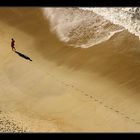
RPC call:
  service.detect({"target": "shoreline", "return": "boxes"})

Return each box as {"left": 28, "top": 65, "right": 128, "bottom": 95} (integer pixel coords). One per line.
{"left": 0, "top": 8, "right": 140, "bottom": 132}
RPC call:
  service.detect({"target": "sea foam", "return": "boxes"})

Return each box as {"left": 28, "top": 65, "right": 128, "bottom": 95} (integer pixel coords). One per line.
{"left": 42, "top": 8, "right": 139, "bottom": 48}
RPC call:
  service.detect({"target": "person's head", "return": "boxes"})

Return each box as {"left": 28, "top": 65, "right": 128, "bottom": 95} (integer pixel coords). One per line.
{"left": 11, "top": 38, "right": 14, "bottom": 41}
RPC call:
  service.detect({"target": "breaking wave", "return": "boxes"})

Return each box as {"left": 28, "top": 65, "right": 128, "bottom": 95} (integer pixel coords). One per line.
{"left": 42, "top": 8, "right": 140, "bottom": 48}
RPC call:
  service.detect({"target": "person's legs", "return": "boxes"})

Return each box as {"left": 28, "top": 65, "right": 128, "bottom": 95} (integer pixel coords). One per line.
{"left": 12, "top": 47, "right": 16, "bottom": 51}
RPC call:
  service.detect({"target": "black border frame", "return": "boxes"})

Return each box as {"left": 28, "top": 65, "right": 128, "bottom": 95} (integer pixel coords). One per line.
{"left": 0, "top": 0, "right": 140, "bottom": 6}
{"left": 0, "top": 0, "right": 139, "bottom": 138}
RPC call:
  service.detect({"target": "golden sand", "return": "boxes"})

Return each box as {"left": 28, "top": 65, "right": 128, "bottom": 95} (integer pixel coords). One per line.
{"left": 0, "top": 8, "right": 140, "bottom": 132}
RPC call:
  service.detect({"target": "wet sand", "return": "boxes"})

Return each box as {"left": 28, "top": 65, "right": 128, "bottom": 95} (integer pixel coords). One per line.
{"left": 0, "top": 8, "right": 140, "bottom": 132}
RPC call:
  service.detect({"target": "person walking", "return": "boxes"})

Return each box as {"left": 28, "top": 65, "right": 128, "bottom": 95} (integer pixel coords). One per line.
{"left": 11, "top": 38, "right": 16, "bottom": 51}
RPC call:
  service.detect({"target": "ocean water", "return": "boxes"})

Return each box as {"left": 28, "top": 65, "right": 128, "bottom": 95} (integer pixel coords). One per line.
{"left": 42, "top": 8, "right": 124, "bottom": 48}
{"left": 42, "top": 8, "right": 140, "bottom": 48}
{"left": 81, "top": 8, "right": 140, "bottom": 39}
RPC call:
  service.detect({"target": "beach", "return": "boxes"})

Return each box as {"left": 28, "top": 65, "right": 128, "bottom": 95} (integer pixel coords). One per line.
{"left": 0, "top": 8, "right": 140, "bottom": 132}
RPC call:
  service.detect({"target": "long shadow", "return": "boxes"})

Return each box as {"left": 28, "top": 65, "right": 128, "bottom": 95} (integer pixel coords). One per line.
{"left": 1, "top": 8, "right": 140, "bottom": 100}
{"left": 14, "top": 51, "right": 32, "bottom": 61}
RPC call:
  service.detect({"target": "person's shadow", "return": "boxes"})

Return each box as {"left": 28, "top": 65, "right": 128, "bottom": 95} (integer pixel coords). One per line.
{"left": 14, "top": 50, "right": 32, "bottom": 61}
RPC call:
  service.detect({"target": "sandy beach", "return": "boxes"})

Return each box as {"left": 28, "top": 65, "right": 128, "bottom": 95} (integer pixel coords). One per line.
{"left": 0, "top": 8, "right": 140, "bottom": 132}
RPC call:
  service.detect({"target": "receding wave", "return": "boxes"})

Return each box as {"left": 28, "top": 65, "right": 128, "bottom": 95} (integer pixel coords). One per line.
{"left": 42, "top": 8, "right": 124, "bottom": 48}
{"left": 80, "top": 8, "right": 140, "bottom": 40}
{"left": 42, "top": 8, "right": 139, "bottom": 48}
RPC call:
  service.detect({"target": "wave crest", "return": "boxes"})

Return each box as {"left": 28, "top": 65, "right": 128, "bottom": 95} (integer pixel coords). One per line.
{"left": 81, "top": 8, "right": 140, "bottom": 39}
{"left": 43, "top": 8, "right": 124, "bottom": 48}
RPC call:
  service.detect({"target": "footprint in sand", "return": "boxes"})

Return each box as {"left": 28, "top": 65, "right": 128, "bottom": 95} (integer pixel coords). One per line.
{"left": 115, "top": 110, "right": 119, "bottom": 113}
{"left": 94, "top": 99, "right": 98, "bottom": 102}
{"left": 125, "top": 116, "right": 130, "bottom": 119}
{"left": 136, "top": 122, "right": 140, "bottom": 124}
{"left": 90, "top": 96, "right": 93, "bottom": 98}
